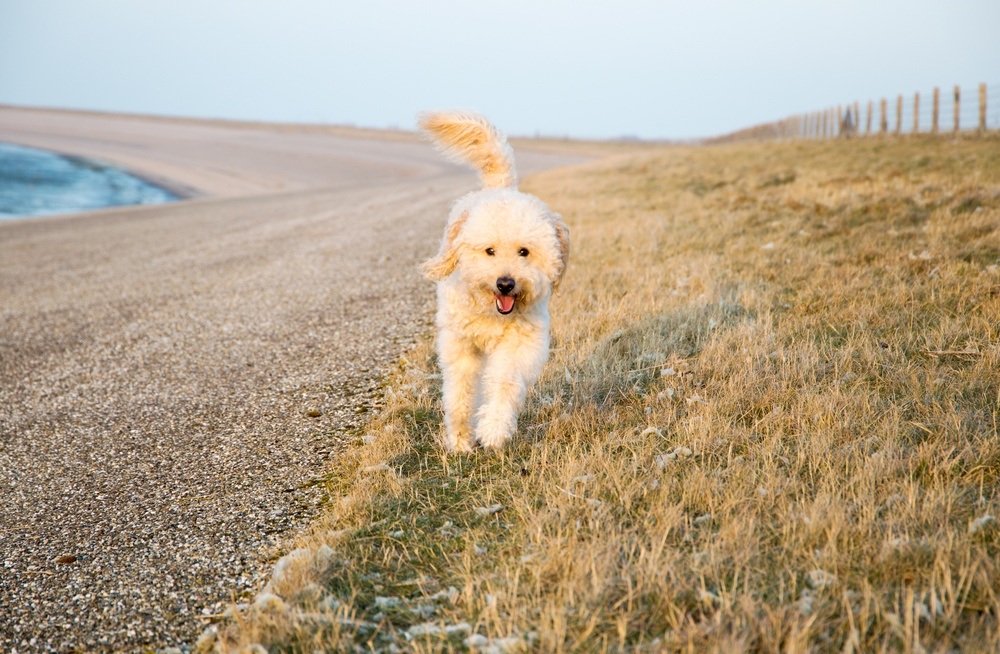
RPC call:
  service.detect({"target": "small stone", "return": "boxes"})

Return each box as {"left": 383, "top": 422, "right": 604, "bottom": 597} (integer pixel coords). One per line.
{"left": 493, "top": 636, "right": 525, "bottom": 652}
{"left": 969, "top": 514, "right": 996, "bottom": 535}
{"left": 445, "top": 622, "right": 472, "bottom": 636}
{"left": 223, "top": 603, "right": 249, "bottom": 618}
{"left": 699, "top": 589, "right": 721, "bottom": 605}
{"left": 306, "top": 409, "right": 322, "bottom": 418}
{"left": 796, "top": 590, "right": 814, "bottom": 615}
{"left": 406, "top": 622, "right": 442, "bottom": 638}
{"left": 465, "top": 634, "right": 490, "bottom": 648}
{"left": 55, "top": 555, "right": 77, "bottom": 565}
{"left": 319, "top": 595, "right": 342, "bottom": 611}
{"left": 674, "top": 446, "right": 693, "bottom": 457}
{"left": 193, "top": 625, "right": 218, "bottom": 653}
{"left": 410, "top": 603, "right": 436, "bottom": 619}
{"left": 474, "top": 504, "right": 504, "bottom": 517}
{"left": 655, "top": 452, "right": 676, "bottom": 469}
{"left": 693, "top": 514, "right": 712, "bottom": 526}
{"left": 427, "top": 586, "right": 459, "bottom": 603}
{"left": 806, "top": 569, "right": 836, "bottom": 589}
{"left": 314, "top": 544, "right": 335, "bottom": 570}
{"left": 252, "top": 593, "right": 287, "bottom": 613}
{"left": 272, "top": 548, "right": 312, "bottom": 584}
{"left": 374, "top": 596, "right": 402, "bottom": 609}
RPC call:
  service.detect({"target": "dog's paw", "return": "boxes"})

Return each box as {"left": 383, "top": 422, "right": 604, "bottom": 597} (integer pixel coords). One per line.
{"left": 443, "top": 431, "right": 475, "bottom": 454}
{"left": 474, "top": 423, "right": 512, "bottom": 450}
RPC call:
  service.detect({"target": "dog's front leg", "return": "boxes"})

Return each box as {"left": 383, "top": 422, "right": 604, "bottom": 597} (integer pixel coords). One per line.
{"left": 439, "top": 331, "right": 481, "bottom": 453}
{"left": 474, "top": 334, "right": 548, "bottom": 449}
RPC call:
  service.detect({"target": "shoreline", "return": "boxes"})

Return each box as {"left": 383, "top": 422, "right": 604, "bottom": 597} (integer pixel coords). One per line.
{"left": 0, "top": 140, "right": 191, "bottom": 221}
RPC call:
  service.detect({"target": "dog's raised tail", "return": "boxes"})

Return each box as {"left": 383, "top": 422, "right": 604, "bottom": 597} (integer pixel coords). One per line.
{"left": 418, "top": 110, "right": 517, "bottom": 190}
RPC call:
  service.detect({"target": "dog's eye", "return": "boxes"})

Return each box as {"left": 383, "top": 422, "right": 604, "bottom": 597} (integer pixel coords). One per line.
{"left": 485, "top": 248, "right": 495, "bottom": 256}
{"left": 518, "top": 248, "right": 529, "bottom": 257}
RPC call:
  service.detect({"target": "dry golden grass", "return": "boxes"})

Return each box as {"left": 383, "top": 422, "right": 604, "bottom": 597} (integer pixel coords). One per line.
{"left": 202, "top": 135, "right": 1000, "bottom": 653}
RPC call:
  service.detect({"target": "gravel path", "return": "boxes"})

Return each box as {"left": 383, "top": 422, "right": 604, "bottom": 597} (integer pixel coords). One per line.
{"left": 0, "top": 108, "right": 582, "bottom": 652}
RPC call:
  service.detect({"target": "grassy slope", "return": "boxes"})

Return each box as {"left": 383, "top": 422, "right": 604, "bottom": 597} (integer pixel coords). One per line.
{"left": 204, "top": 135, "right": 1000, "bottom": 653}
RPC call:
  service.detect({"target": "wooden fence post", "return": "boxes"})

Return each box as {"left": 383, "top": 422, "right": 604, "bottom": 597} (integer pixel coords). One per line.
{"left": 980, "top": 83, "right": 987, "bottom": 132}
{"left": 866, "top": 100, "right": 873, "bottom": 136}
{"left": 932, "top": 87, "right": 940, "bottom": 134}
{"left": 880, "top": 98, "right": 888, "bottom": 134}
{"left": 913, "top": 92, "right": 920, "bottom": 133}
{"left": 837, "top": 105, "right": 843, "bottom": 137}
{"left": 854, "top": 101, "right": 860, "bottom": 135}
{"left": 953, "top": 85, "right": 960, "bottom": 134}
{"left": 895, "top": 95, "right": 903, "bottom": 135}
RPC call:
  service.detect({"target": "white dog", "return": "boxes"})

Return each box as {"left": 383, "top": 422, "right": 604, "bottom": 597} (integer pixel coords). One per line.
{"left": 419, "top": 111, "right": 570, "bottom": 452}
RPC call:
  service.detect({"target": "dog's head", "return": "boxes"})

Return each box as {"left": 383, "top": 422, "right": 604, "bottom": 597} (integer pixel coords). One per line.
{"left": 422, "top": 189, "right": 570, "bottom": 316}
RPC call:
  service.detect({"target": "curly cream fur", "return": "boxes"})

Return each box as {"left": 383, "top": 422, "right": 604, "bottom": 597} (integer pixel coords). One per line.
{"left": 419, "top": 111, "right": 569, "bottom": 451}
{"left": 418, "top": 110, "right": 518, "bottom": 190}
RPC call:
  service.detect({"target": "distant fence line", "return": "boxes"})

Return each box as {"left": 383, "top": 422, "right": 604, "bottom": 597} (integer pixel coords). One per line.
{"left": 712, "top": 82, "right": 999, "bottom": 143}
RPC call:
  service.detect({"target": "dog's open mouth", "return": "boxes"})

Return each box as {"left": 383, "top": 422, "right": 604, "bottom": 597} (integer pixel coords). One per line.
{"left": 494, "top": 294, "right": 516, "bottom": 315}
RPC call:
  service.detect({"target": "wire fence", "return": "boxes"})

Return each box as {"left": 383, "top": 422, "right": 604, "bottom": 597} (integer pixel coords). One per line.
{"left": 711, "top": 82, "right": 999, "bottom": 143}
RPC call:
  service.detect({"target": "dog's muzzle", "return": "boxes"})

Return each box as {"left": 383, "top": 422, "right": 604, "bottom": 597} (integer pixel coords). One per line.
{"left": 495, "top": 276, "right": 516, "bottom": 314}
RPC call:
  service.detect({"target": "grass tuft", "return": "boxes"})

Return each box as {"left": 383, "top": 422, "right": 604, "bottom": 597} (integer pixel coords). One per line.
{"left": 203, "top": 135, "right": 1000, "bottom": 652}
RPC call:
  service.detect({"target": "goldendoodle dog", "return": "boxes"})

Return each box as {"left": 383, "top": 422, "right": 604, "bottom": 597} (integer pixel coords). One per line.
{"left": 419, "top": 111, "right": 570, "bottom": 452}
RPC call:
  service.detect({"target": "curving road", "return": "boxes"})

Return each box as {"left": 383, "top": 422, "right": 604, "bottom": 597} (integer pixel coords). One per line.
{"left": 0, "top": 107, "right": 583, "bottom": 651}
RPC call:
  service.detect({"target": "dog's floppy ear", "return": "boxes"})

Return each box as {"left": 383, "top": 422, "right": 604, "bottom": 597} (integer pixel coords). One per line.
{"left": 550, "top": 212, "right": 571, "bottom": 290}
{"left": 421, "top": 210, "right": 468, "bottom": 281}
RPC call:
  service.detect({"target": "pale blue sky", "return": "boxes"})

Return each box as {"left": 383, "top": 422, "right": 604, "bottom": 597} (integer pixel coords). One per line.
{"left": 1, "top": 0, "right": 997, "bottom": 139}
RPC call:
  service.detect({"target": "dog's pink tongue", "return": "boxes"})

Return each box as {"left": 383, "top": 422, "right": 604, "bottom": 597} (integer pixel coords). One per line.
{"left": 495, "top": 295, "right": 515, "bottom": 313}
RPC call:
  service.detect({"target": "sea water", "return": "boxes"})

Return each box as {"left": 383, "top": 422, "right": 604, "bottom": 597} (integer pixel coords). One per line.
{"left": 0, "top": 142, "right": 179, "bottom": 219}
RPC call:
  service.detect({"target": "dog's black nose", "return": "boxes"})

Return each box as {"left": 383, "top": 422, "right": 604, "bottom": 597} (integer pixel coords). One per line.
{"left": 496, "top": 276, "right": 515, "bottom": 295}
